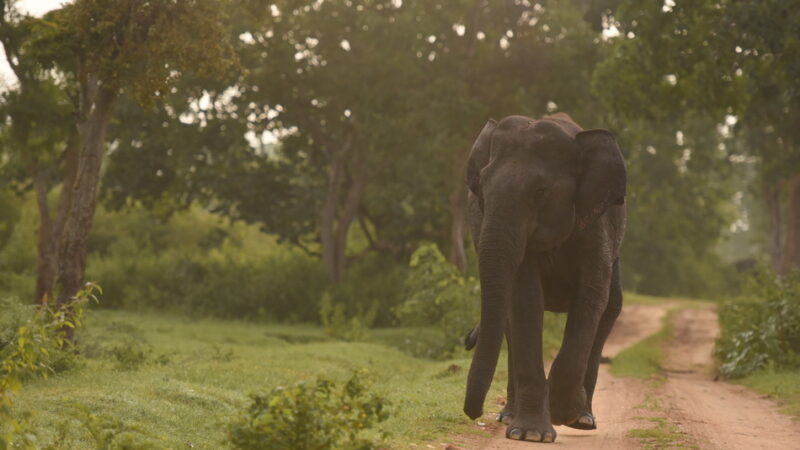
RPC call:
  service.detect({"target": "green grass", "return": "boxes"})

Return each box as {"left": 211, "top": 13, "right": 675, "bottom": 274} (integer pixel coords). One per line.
{"left": 609, "top": 314, "right": 672, "bottom": 379}
{"left": 625, "top": 291, "right": 714, "bottom": 308}
{"left": 736, "top": 370, "right": 800, "bottom": 420}
{"left": 11, "top": 310, "right": 520, "bottom": 449}
{"left": 627, "top": 416, "right": 693, "bottom": 449}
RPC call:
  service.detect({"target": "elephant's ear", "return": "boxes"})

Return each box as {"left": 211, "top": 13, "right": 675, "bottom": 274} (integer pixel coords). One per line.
{"left": 466, "top": 119, "right": 498, "bottom": 196}
{"left": 575, "top": 129, "right": 626, "bottom": 231}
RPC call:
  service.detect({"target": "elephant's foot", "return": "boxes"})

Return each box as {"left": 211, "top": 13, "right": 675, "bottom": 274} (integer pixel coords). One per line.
{"left": 564, "top": 411, "right": 596, "bottom": 430}
{"left": 548, "top": 384, "right": 586, "bottom": 426}
{"left": 506, "top": 416, "right": 557, "bottom": 443}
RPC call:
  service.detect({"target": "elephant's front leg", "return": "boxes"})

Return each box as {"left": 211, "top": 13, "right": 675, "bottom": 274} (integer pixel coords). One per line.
{"left": 505, "top": 255, "right": 556, "bottom": 443}
{"left": 548, "top": 256, "right": 612, "bottom": 426}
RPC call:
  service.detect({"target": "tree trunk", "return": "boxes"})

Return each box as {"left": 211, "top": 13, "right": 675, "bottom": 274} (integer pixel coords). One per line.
{"left": 766, "top": 182, "right": 783, "bottom": 271}
{"left": 332, "top": 176, "right": 365, "bottom": 281}
{"left": 34, "top": 133, "right": 79, "bottom": 304}
{"left": 319, "top": 155, "right": 365, "bottom": 282}
{"left": 34, "top": 170, "right": 54, "bottom": 304}
{"left": 320, "top": 158, "right": 345, "bottom": 282}
{"left": 781, "top": 174, "right": 800, "bottom": 272}
{"left": 319, "top": 133, "right": 367, "bottom": 283}
{"left": 55, "top": 84, "right": 117, "bottom": 327}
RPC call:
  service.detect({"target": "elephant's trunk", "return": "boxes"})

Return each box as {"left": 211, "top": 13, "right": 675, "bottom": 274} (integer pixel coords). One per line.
{"left": 464, "top": 215, "right": 527, "bottom": 419}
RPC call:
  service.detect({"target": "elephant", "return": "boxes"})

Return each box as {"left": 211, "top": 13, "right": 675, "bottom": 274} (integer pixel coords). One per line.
{"left": 462, "top": 113, "right": 626, "bottom": 443}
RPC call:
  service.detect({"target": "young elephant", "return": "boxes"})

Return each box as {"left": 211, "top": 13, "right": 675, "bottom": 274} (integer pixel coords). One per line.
{"left": 463, "top": 113, "right": 626, "bottom": 443}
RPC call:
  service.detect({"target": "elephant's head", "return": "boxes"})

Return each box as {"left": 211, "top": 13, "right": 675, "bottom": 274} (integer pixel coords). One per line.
{"left": 463, "top": 114, "right": 626, "bottom": 419}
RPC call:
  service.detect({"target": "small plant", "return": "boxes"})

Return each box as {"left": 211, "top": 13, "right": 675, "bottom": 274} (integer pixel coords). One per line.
{"left": 1, "top": 283, "right": 99, "bottom": 448}
{"left": 319, "top": 294, "right": 377, "bottom": 342}
{"left": 228, "top": 370, "right": 391, "bottom": 450}
{"left": 393, "top": 243, "right": 480, "bottom": 359}
{"left": 108, "top": 339, "right": 152, "bottom": 371}
{"left": 209, "top": 344, "right": 236, "bottom": 363}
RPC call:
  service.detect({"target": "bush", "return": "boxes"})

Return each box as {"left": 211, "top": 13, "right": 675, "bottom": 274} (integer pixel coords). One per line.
{"left": 327, "top": 254, "right": 409, "bottom": 327}
{"left": 0, "top": 195, "right": 38, "bottom": 300}
{"left": 716, "top": 269, "right": 800, "bottom": 378}
{"left": 1, "top": 284, "right": 98, "bottom": 448}
{"left": 393, "top": 243, "right": 480, "bottom": 359}
{"left": 319, "top": 294, "right": 376, "bottom": 342}
{"left": 86, "top": 205, "right": 410, "bottom": 325}
{"left": 228, "top": 370, "right": 390, "bottom": 450}
{"left": 87, "top": 205, "right": 330, "bottom": 322}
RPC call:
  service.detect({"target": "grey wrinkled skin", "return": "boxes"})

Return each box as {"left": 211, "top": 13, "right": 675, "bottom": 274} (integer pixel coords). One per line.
{"left": 462, "top": 113, "right": 626, "bottom": 443}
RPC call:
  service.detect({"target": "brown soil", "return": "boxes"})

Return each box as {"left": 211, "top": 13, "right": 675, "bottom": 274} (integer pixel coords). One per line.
{"left": 449, "top": 304, "right": 800, "bottom": 449}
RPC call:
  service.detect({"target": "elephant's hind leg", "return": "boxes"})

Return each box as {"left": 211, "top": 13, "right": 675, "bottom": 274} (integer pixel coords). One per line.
{"left": 566, "top": 258, "right": 623, "bottom": 430}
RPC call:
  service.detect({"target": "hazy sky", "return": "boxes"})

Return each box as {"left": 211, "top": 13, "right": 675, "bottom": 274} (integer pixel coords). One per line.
{"left": 17, "top": 0, "right": 65, "bottom": 17}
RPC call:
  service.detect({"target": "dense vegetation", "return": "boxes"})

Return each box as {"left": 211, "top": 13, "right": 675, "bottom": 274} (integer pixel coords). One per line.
{"left": 716, "top": 270, "right": 800, "bottom": 378}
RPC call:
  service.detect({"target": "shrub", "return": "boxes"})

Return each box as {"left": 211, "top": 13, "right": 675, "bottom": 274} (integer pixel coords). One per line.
{"left": 1, "top": 284, "right": 98, "bottom": 448}
{"left": 228, "top": 370, "right": 390, "bottom": 450}
{"left": 716, "top": 269, "right": 800, "bottom": 378}
{"left": 327, "top": 254, "right": 409, "bottom": 327}
{"left": 108, "top": 339, "right": 152, "bottom": 371}
{"left": 393, "top": 243, "right": 480, "bottom": 359}
{"left": 319, "top": 294, "right": 376, "bottom": 342}
{"left": 87, "top": 205, "right": 330, "bottom": 322}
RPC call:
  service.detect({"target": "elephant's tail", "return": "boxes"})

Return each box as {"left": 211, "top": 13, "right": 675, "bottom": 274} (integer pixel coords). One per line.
{"left": 464, "top": 325, "right": 479, "bottom": 350}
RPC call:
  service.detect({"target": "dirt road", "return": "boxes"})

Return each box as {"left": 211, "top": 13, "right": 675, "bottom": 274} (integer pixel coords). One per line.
{"left": 453, "top": 303, "right": 800, "bottom": 449}
{"left": 661, "top": 308, "right": 800, "bottom": 449}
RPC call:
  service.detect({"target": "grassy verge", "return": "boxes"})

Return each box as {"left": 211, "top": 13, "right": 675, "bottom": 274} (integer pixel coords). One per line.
{"left": 9, "top": 308, "right": 562, "bottom": 448}
{"left": 11, "top": 310, "right": 490, "bottom": 448}
{"left": 628, "top": 416, "right": 691, "bottom": 450}
{"left": 608, "top": 313, "right": 672, "bottom": 379}
{"left": 735, "top": 370, "right": 800, "bottom": 419}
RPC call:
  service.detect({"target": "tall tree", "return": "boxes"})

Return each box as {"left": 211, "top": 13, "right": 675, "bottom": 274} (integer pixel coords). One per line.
{"left": 0, "top": 0, "right": 77, "bottom": 303}
{"left": 33, "top": 0, "right": 234, "bottom": 315}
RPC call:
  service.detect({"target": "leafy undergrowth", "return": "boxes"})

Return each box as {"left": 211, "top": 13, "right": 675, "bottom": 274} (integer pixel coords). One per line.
{"left": 736, "top": 370, "right": 800, "bottom": 420}
{"left": 715, "top": 270, "right": 800, "bottom": 379}
{"left": 9, "top": 309, "right": 516, "bottom": 448}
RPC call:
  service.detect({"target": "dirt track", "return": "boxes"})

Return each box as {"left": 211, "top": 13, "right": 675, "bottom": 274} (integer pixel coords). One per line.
{"left": 452, "top": 303, "right": 800, "bottom": 449}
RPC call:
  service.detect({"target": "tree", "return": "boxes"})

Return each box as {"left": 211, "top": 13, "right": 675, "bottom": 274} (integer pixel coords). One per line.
{"left": 33, "top": 0, "right": 234, "bottom": 316}
{"left": 101, "top": 0, "right": 434, "bottom": 282}
{"left": 0, "top": 0, "right": 77, "bottom": 303}
{"left": 595, "top": 0, "right": 800, "bottom": 272}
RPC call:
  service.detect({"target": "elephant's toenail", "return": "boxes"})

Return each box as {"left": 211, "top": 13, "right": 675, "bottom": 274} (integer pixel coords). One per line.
{"left": 501, "top": 415, "right": 512, "bottom": 425}
{"left": 543, "top": 432, "right": 555, "bottom": 443}
{"left": 579, "top": 416, "right": 593, "bottom": 425}
{"left": 508, "top": 428, "right": 523, "bottom": 440}
{"left": 523, "top": 431, "right": 542, "bottom": 442}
